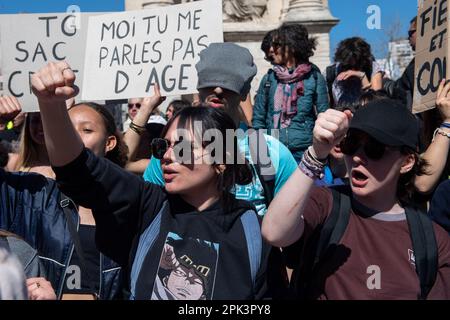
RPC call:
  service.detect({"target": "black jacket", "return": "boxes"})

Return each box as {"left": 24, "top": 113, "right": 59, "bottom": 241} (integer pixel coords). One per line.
{"left": 0, "top": 170, "right": 122, "bottom": 299}
{"left": 54, "top": 149, "right": 271, "bottom": 300}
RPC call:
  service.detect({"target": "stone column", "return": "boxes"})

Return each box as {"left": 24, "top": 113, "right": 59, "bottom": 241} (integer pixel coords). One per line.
{"left": 283, "top": 0, "right": 339, "bottom": 71}
{"left": 125, "top": 0, "right": 174, "bottom": 11}
{"left": 142, "top": 0, "right": 174, "bottom": 9}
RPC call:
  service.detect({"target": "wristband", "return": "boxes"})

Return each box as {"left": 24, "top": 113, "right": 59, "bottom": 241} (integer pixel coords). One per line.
{"left": 432, "top": 128, "right": 450, "bottom": 141}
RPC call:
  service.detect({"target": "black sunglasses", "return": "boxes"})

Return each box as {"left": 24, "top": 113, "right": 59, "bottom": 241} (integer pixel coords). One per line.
{"left": 340, "top": 135, "right": 387, "bottom": 160}
{"left": 128, "top": 103, "right": 141, "bottom": 109}
{"left": 152, "top": 138, "right": 176, "bottom": 160}
{"left": 408, "top": 29, "right": 416, "bottom": 38}
{"left": 151, "top": 137, "right": 209, "bottom": 163}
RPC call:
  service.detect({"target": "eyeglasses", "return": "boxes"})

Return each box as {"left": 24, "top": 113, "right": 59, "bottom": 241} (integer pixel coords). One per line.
{"left": 128, "top": 103, "right": 141, "bottom": 109}
{"left": 408, "top": 29, "right": 416, "bottom": 38}
{"left": 151, "top": 137, "right": 210, "bottom": 163}
{"left": 340, "top": 135, "right": 388, "bottom": 160}
{"left": 152, "top": 138, "right": 176, "bottom": 160}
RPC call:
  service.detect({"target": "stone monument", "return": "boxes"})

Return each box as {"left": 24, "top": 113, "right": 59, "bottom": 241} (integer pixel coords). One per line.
{"left": 125, "top": 0, "right": 339, "bottom": 99}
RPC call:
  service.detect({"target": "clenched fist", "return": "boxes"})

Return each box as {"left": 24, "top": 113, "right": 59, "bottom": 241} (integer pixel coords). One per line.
{"left": 312, "top": 109, "right": 353, "bottom": 159}
{"left": 0, "top": 95, "right": 22, "bottom": 125}
{"left": 31, "top": 61, "right": 78, "bottom": 103}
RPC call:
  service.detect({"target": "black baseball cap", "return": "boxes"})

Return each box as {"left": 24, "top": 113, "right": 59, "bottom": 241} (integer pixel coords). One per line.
{"left": 349, "top": 99, "right": 419, "bottom": 150}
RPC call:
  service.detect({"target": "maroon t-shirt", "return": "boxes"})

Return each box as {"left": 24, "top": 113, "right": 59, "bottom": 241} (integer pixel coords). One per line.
{"left": 299, "top": 187, "right": 450, "bottom": 300}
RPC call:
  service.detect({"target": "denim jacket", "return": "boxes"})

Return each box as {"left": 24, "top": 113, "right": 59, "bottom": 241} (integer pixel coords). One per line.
{"left": 0, "top": 170, "right": 122, "bottom": 299}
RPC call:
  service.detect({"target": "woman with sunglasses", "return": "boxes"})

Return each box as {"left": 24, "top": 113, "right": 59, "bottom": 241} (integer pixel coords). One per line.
{"left": 252, "top": 24, "right": 329, "bottom": 162}
{"left": 262, "top": 99, "right": 450, "bottom": 299}
{"left": 31, "top": 61, "right": 271, "bottom": 300}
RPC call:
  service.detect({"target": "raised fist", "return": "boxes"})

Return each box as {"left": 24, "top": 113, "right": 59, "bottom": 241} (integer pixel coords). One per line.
{"left": 312, "top": 108, "right": 353, "bottom": 159}
{"left": 31, "top": 61, "right": 78, "bottom": 103}
{"left": 0, "top": 95, "right": 22, "bottom": 125}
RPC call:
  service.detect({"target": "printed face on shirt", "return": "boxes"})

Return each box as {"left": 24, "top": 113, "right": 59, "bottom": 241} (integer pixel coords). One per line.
{"left": 166, "top": 264, "right": 205, "bottom": 300}
{"left": 68, "top": 105, "right": 116, "bottom": 158}
{"left": 152, "top": 233, "right": 219, "bottom": 300}
{"left": 160, "top": 117, "right": 219, "bottom": 196}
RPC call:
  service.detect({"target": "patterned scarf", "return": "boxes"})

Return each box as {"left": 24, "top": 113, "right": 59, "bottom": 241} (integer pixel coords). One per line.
{"left": 273, "top": 64, "right": 312, "bottom": 129}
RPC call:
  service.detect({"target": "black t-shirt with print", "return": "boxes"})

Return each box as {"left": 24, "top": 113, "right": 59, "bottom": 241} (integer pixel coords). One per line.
{"left": 54, "top": 149, "right": 271, "bottom": 300}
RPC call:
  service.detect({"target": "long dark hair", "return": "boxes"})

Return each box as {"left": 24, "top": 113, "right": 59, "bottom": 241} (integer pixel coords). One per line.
{"left": 160, "top": 106, "right": 253, "bottom": 207}
{"left": 70, "top": 102, "right": 128, "bottom": 168}
{"left": 334, "top": 37, "right": 374, "bottom": 79}
{"left": 272, "top": 24, "right": 317, "bottom": 64}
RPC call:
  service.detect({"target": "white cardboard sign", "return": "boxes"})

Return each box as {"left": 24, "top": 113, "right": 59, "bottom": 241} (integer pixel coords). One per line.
{"left": 0, "top": 12, "right": 97, "bottom": 112}
{"left": 82, "top": 0, "right": 223, "bottom": 101}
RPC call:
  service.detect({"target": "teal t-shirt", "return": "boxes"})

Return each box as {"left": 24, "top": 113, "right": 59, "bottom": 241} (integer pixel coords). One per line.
{"left": 143, "top": 126, "right": 297, "bottom": 216}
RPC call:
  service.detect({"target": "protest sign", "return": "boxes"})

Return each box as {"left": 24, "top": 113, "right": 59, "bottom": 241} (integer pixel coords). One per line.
{"left": 413, "top": 0, "right": 450, "bottom": 113}
{"left": 0, "top": 12, "right": 97, "bottom": 112}
{"left": 81, "top": 0, "right": 223, "bottom": 101}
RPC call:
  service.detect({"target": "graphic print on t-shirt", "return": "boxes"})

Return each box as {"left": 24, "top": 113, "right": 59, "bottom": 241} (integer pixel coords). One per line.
{"left": 151, "top": 232, "right": 219, "bottom": 300}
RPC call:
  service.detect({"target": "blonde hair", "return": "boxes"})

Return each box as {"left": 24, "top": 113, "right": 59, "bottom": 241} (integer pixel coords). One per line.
{"left": 15, "top": 113, "right": 46, "bottom": 171}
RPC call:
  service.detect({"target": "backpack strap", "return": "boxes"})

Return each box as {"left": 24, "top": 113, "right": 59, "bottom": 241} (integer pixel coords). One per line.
{"left": 405, "top": 206, "right": 438, "bottom": 300}
{"left": 264, "top": 70, "right": 273, "bottom": 111}
{"left": 240, "top": 209, "right": 262, "bottom": 288}
{"left": 129, "top": 200, "right": 167, "bottom": 300}
{"left": 313, "top": 188, "right": 351, "bottom": 267}
{"left": 247, "top": 129, "right": 276, "bottom": 206}
{"left": 60, "top": 193, "right": 99, "bottom": 299}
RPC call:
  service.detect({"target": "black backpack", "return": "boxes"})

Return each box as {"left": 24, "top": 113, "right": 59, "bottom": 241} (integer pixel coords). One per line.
{"left": 291, "top": 186, "right": 438, "bottom": 300}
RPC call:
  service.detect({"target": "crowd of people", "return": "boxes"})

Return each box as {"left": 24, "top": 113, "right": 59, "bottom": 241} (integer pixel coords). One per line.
{"left": 0, "top": 17, "right": 449, "bottom": 300}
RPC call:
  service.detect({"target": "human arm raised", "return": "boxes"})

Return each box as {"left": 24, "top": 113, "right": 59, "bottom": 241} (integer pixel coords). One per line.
{"left": 262, "top": 109, "right": 352, "bottom": 247}
{"left": 0, "top": 95, "right": 22, "bottom": 127}
{"left": 31, "top": 61, "right": 82, "bottom": 166}
{"left": 415, "top": 79, "right": 450, "bottom": 194}
{"left": 123, "top": 85, "right": 165, "bottom": 161}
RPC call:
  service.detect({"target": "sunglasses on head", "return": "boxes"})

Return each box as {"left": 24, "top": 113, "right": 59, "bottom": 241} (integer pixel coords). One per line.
{"left": 340, "top": 134, "right": 388, "bottom": 160}
{"left": 128, "top": 103, "right": 141, "bottom": 109}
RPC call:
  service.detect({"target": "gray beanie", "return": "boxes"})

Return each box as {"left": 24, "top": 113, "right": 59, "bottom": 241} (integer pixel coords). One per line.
{"left": 196, "top": 43, "right": 257, "bottom": 98}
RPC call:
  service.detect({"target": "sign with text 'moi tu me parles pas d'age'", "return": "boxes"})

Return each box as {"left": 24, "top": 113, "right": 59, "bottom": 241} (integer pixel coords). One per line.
{"left": 0, "top": 12, "right": 97, "bottom": 112}
{"left": 82, "top": 0, "right": 224, "bottom": 101}
{"left": 414, "top": 0, "right": 450, "bottom": 113}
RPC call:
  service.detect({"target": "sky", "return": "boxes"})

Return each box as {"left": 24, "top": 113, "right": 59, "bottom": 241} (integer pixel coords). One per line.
{"left": 0, "top": 0, "right": 418, "bottom": 59}
{"left": 0, "top": 0, "right": 124, "bottom": 14}
{"left": 329, "top": 0, "right": 418, "bottom": 58}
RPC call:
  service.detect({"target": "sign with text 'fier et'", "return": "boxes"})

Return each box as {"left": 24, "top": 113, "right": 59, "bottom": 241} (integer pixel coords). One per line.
{"left": 413, "top": 0, "right": 450, "bottom": 113}
{"left": 0, "top": 13, "right": 98, "bottom": 112}
{"left": 81, "top": 0, "right": 223, "bottom": 101}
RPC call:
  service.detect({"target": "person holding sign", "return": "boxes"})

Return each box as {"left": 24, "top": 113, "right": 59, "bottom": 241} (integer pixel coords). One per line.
{"left": 415, "top": 79, "right": 450, "bottom": 194}
{"left": 31, "top": 60, "right": 272, "bottom": 300}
